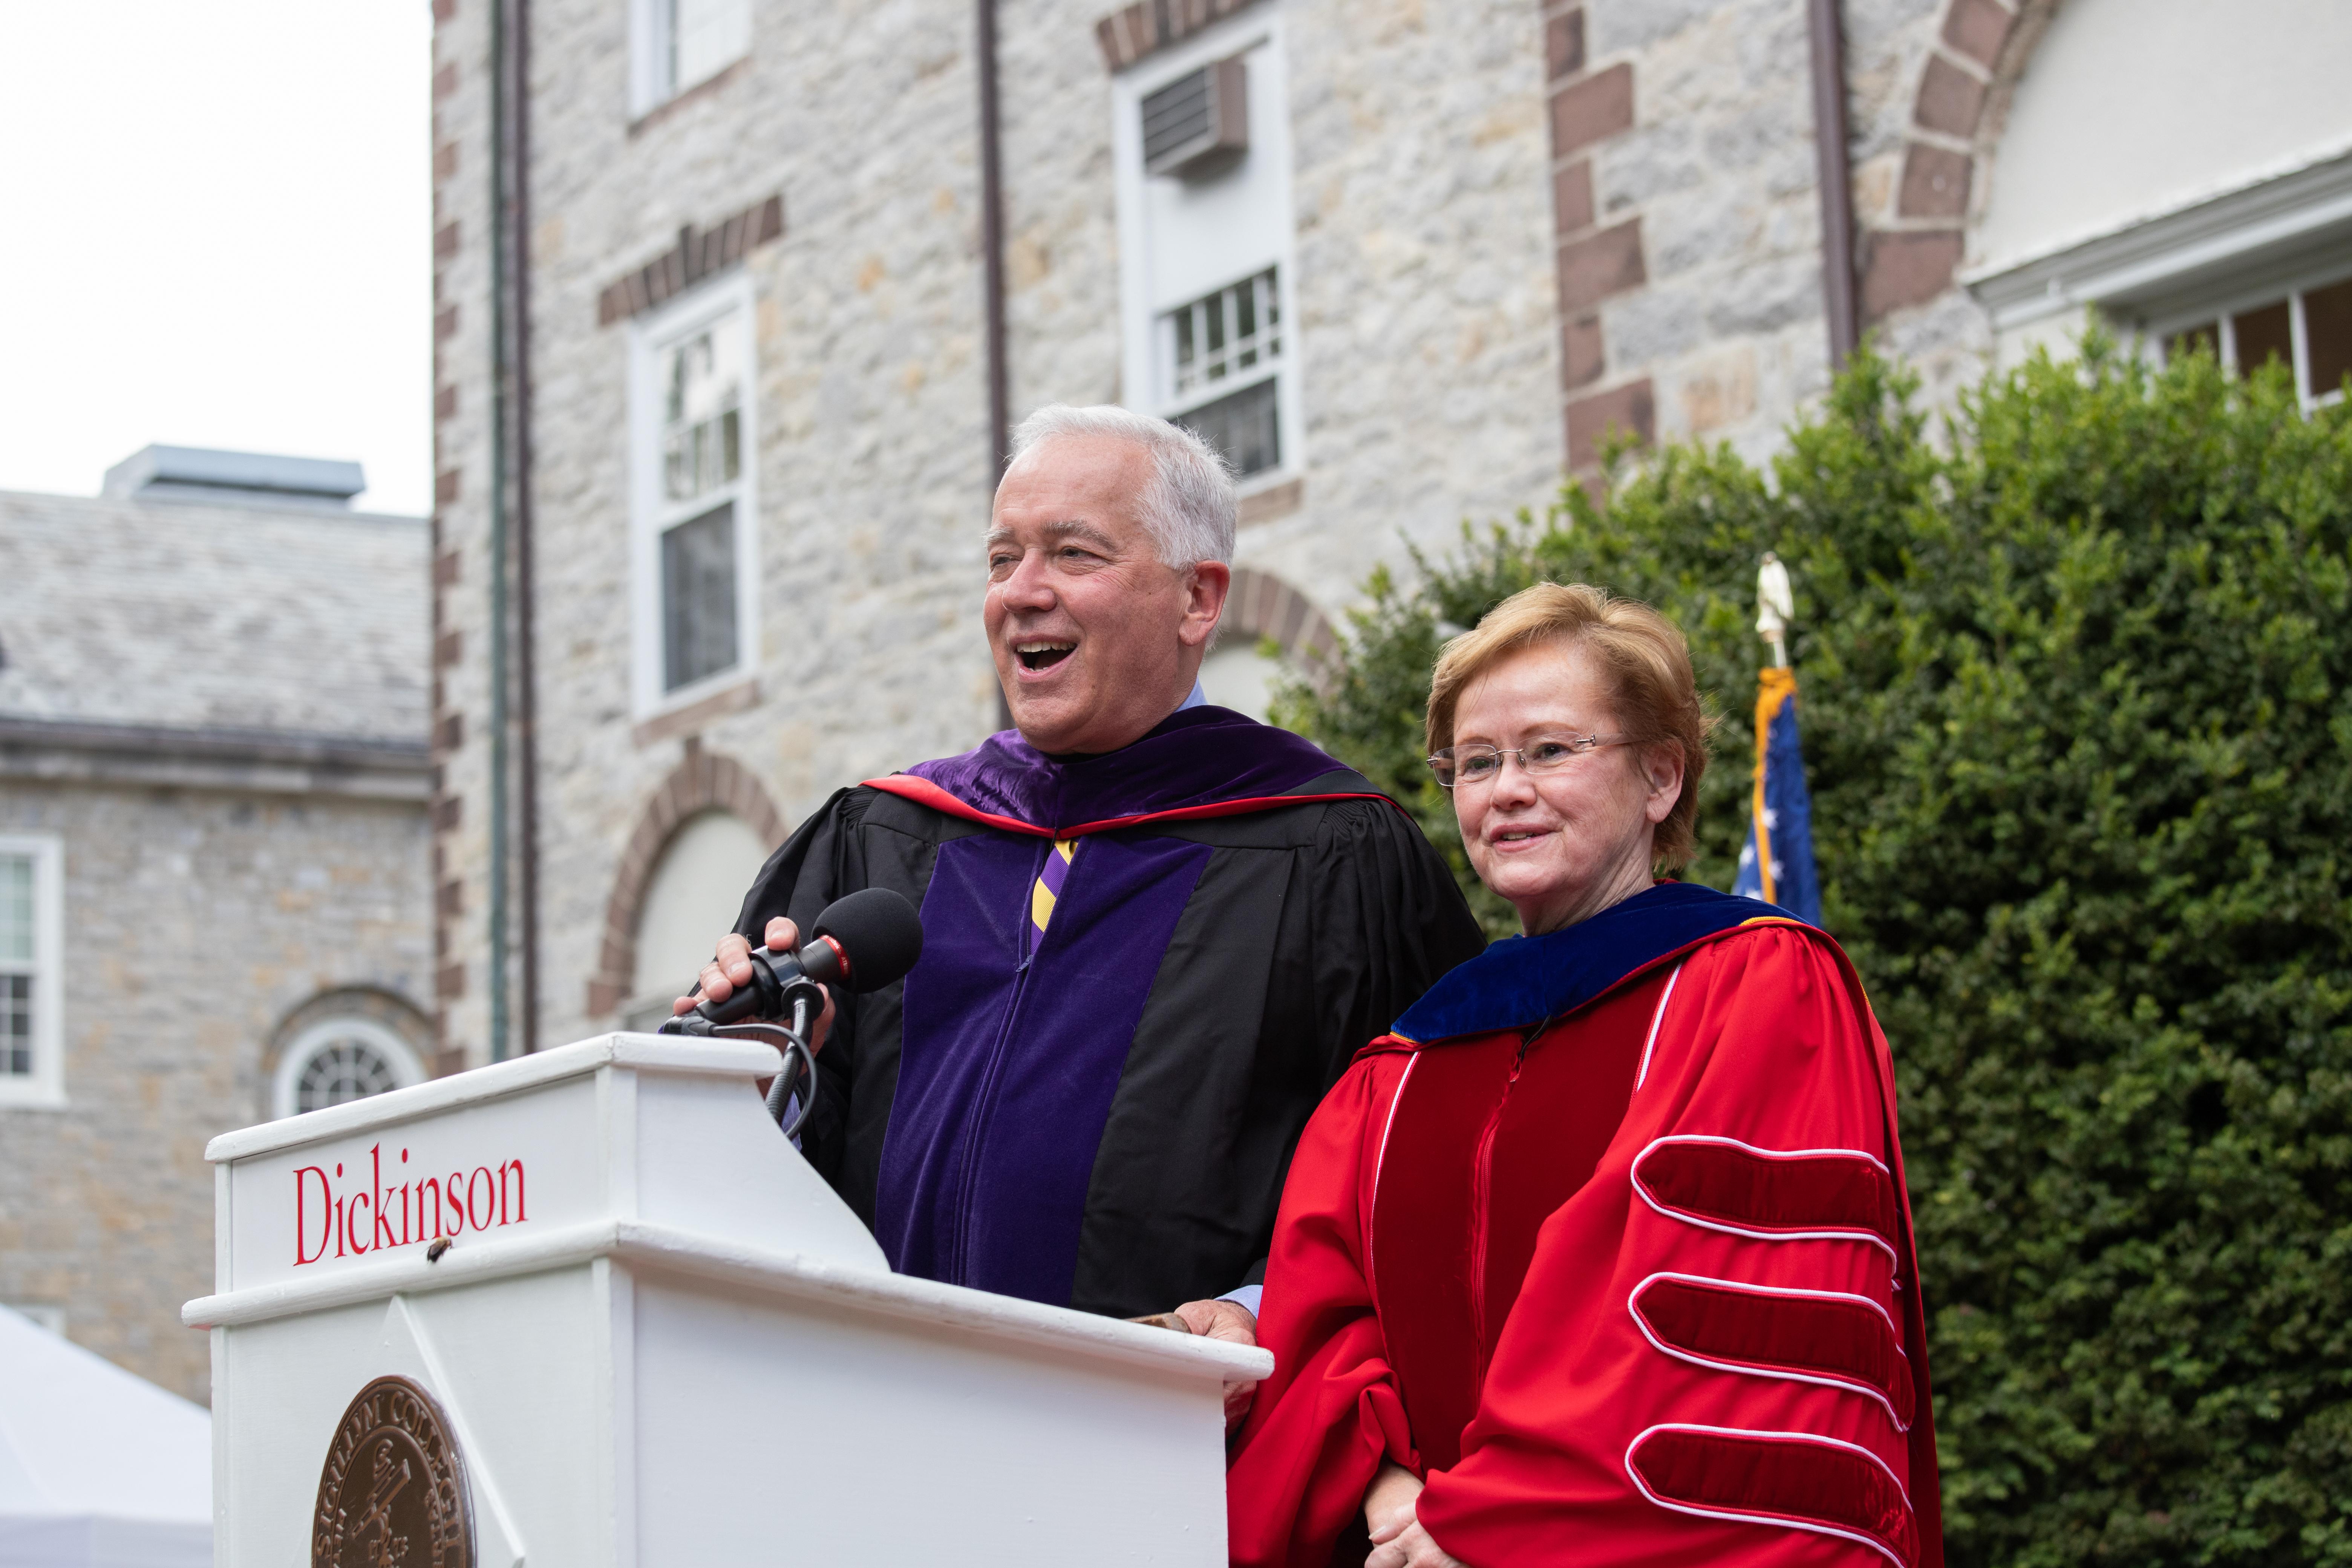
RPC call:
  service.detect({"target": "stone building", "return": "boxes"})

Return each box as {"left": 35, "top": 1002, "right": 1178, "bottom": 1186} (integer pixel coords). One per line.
{"left": 0, "top": 449, "right": 433, "bottom": 1402}
{"left": 425, "top": 0, "right": 2352, "bottom": 1064}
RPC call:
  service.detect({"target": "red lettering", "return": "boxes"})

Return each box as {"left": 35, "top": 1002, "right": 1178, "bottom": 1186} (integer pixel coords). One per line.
{"left": 292, "top": 1150, "right": 532, "bottom": 1260}
{"left": 372, "top": 1145, "right": 399, "bottom": 1252}
{"left": 499, "top": 1159, "right": 527, "bottom": 1225}
{"left": 294, "top": 1167, "right": 332, "bottom": 1265}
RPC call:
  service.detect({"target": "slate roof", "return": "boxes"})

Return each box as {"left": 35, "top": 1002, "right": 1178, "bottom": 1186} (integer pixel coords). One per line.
{"left": 0, "top": 488, "right": 428, "bottom": 745}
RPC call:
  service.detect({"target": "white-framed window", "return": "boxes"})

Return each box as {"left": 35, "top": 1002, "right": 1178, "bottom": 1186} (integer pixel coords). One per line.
{"left": 1161, "top": 267, "right": 1285, "bottom": 476}
{"left": 0, "top": 835, "right": 64, "bottom": 1108}
{"left": 271, "top": 1017, "right": 428, "bottom": 1121}
{"left": 629, "top": 0, "right": 751, "bottom": 118}
{"left": 1113, "top": 14, "right": 1301, "bottom": 489}
{"left": 2154, "top": 265, "right": 2352, "bottom": 409}
{"left": 1966, "top": 146, "right": 2352, "bottom": 403}
{"left": 628, "top": 271, "right": 760, "bottom": 720}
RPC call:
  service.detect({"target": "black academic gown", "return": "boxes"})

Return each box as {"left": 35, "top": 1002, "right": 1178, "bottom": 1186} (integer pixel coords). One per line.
{"left": 728, "top": 705, "right": 1485, "bottom": 1318}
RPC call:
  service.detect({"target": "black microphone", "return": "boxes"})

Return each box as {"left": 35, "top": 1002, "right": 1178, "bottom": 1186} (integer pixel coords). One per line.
{"left": 666, "top": 887, "right": 926, "bottom": 1032}
{"left": 659, "top": 888, "right": 923, "bottom": 1139}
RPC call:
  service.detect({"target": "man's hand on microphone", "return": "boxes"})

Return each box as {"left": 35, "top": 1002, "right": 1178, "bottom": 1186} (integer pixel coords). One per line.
{"left": 674, "top": 917, "right": 836, "bottom": 1055}
{"left": 1172, "top": 1297, "right": 1260, "bottom": 1430}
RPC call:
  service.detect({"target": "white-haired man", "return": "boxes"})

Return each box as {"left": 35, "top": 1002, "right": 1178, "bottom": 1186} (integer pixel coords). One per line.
{"left": 681, "top": 406, "right": 1481, "bottom": 1386}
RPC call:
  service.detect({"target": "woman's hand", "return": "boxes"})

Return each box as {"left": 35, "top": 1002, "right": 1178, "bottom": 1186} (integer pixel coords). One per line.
{"left": 1361, "top": 1464, "right": 1462, "bottom": 1567}
{"left": 1362, "top": 1462, "right": 1421, "bottom": 1538}
{"left": 1366, "top": 1502, "right": 1466, "bottom": 1568}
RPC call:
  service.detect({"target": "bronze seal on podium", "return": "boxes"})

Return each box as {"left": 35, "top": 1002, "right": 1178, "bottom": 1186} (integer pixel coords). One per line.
{"left": 311, "top": 1375, "right": 475, "bottom": 1568}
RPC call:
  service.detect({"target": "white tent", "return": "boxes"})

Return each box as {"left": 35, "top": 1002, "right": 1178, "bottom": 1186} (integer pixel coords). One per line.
{"left": 0, "top": 1305, "right": 210, "bottom": 1568}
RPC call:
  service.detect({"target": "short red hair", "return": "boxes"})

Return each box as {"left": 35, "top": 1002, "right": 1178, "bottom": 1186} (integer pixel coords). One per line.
{"left": 1426, "top": 582, "right": 1712, "bottom": 871}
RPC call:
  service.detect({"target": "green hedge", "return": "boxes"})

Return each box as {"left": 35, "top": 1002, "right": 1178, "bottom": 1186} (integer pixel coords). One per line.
{"left": 1272, "top": 342, "right": 2352, "bottom": 1565}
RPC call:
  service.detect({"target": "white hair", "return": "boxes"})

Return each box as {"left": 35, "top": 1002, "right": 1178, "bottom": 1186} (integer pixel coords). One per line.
{"left": 1004, "top": 404, "right": 1237, "bottom": 568}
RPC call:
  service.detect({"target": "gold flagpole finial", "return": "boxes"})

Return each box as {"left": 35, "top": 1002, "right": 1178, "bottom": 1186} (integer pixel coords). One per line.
{"left": 1756, "top": 552, "right": 1793, "bottom": 670}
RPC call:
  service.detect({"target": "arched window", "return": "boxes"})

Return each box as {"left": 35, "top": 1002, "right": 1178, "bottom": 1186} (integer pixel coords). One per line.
{"left": 586, "top": 747, "right": 788, "bottom": 1021}
{"left": 1199, "top": 567, "right": 1337, "bottom": 721}
{"left": 1199, "top": 637, "right": 1286, "bottom": 720}
{"left": 271, "top": 1017, "right": 427, "bottom": 1121}
{"left": 623, "top": 809, "right": 773, "bottom": 1032}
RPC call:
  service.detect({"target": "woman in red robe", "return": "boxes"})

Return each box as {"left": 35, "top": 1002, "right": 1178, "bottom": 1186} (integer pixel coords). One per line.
{"left": 1226, "top": 584, "right": 1941, "bottom": 1568}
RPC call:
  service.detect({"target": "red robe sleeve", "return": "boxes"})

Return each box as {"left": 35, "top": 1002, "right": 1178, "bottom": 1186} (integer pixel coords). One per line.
{"left": 1225, "top": 1050, "right": 1420, "bottom": 1568}
{"left": 1414, "top": 925, "right": 1941, "bottom": 1567}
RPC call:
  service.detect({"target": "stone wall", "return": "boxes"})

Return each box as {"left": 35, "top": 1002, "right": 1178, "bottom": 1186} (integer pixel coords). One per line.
{"left": 492, "top": 0, "right": 1005, "bottom": 1052}
{"left": 432, "top": 0, "right": 1573, "bottom": 1055}
{"left": 1253, "top": 0, "right": 1563, "bottom": 592}
{"left": 0, "top": 780, "right": 432, "bottom": 1403}
{"left": 429, "top": 0, "right": 2059, "bottom": 1060}
{"left": 1003, "top": 0, "right": 1566, "bottom": 596}
{"left": 428, "top": 0, "right": 501, "bottom": 1066}
{"left": 1555, "top": 0, "right": 1994, "bottom": 471}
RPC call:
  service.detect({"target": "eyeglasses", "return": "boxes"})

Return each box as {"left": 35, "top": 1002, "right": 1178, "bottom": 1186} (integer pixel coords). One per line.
{"left": 1427, "top": 733, "right": 1626, "bottom": 790}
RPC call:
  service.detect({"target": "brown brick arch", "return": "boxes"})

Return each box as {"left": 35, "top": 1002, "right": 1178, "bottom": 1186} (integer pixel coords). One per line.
{"left": 585, "top": 740, "right": 790, "bottom": 1018}
{"left": 1858, "top": 0, "right": 2053, "bottom": 323}
{"left": 1223, "top": 565, "right": 1340, "bottom": 684}
{"left": 261, "top": 987, "right": 436, "bottom": 1110}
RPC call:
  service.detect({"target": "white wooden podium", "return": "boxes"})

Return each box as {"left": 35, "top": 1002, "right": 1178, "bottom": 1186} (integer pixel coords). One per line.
{"left": 183, "top": 1034, "right": 1270, "bottom": 1566}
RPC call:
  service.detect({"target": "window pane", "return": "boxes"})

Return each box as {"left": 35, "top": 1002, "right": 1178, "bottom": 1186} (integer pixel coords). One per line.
{"left": 2233, "top": 299, "right": 2293, "bottom": 374}
{"left": 1164, "top": 268, "right": 1282, "bottom": 398}
{"left": 661, "top": 323, "right": 743, "bottom": 504}
{"left": 2304, "top": 275, "right": 2352, "bottom": 400}
{"left": 2167, "top": 323, "right": 2219, "bottom": 363}
{"left": 666, "top": 339, "right": 689, "bottom": 424}
{"left": 672, "top": 0, "right": 749, "bottom": 91}
{"left": 0, "top": 855, "right": 29, "bottom": 963}
{"left": 1176, "top": 378, "right": 1281, "bottom": 479}
{"left": 295, "top": 1038, "right": 400, "bottom": 1113}
{"left": 662, "top": 502, "right": 738, "bottom": 691}
{"left": 3, "top": 974, "right": 29, "bottom": 1077}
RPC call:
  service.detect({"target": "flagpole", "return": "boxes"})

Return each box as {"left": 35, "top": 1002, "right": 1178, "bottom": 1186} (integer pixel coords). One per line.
{"left": 1757, "top": 551, "right": 1793, "bottom": 672}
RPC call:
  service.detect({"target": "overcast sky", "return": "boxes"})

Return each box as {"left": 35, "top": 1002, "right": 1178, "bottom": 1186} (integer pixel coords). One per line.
{"left": 0, "top": 3, "right": 433, "bottom": 514}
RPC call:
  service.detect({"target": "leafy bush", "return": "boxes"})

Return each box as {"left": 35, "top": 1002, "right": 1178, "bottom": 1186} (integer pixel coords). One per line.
{"left": 1274, "top": 343, "right": 2352, "bottom": 1565}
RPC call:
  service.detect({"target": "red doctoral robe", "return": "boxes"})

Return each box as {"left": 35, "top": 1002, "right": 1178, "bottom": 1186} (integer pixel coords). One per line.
{"left": 1227, "top": 884, "right": 1942, "bottom": 1567}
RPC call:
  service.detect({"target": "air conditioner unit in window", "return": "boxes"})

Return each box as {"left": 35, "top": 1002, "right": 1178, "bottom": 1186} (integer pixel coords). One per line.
{"left": 1141, "top": 56, "right": 1248, "bottom": 181}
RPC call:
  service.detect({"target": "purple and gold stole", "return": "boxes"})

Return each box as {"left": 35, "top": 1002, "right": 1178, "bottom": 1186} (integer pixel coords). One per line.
{"left": 1026, "top": 837, "right": 1078, "bottom": 955}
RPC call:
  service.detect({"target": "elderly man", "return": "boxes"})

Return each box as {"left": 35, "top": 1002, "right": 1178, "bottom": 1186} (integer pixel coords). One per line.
{"left": 679, "top": 404, "right": 1482, "bottom": 1351}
